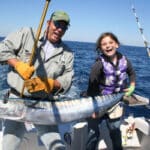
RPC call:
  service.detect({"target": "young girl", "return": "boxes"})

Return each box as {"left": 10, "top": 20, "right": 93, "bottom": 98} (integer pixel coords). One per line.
{"left": 86, "top": 32, "right": 136, "bottom": 150}
{"left": 87, "top": 32, "right": 135, "bottom": 97}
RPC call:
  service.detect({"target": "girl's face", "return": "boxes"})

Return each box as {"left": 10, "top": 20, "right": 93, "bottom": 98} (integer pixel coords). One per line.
{"left": 100, "top": 36, "right": 119, "bottom": 57}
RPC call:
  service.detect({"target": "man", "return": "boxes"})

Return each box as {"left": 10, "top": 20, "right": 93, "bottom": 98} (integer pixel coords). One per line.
{"left": 0, "top": 11, "right": 74, "bottom": 150}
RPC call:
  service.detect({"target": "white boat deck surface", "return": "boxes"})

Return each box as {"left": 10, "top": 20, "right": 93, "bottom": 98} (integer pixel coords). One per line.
{"left": 0, "top": 117, "right": 149, "bottom": 150}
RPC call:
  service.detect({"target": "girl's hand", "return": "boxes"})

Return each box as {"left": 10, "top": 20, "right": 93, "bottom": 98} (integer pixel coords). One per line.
{"left": 124, "top": 85, "right": 135, "bottom": 96}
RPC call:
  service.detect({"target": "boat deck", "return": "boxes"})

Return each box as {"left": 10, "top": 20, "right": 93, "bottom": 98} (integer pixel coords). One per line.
{"left": 0, "top": 117, "right": 149, "bottom": 150}
{"left": 0, "top": 131, "right": 46, "bottom": 150}
{"left": 20, "top": 132, "right": 46, "bottom": 150}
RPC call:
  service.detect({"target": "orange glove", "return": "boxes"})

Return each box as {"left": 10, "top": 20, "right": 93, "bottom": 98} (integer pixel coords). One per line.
{"left": 24, "top": 77, "right": 54, "bottom": 93}
{"left": 15, "top": 61, "right": 35, "bottom": 80}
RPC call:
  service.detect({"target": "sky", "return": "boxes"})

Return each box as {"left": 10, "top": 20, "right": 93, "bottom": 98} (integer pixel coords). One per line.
{"left": 0, "top": 0, "right": 150, "bottom": 46}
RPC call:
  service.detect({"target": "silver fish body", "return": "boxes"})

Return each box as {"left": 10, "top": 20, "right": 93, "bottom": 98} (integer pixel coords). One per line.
{"left": 0, "top": 93, "right": 124, "bottom": 125}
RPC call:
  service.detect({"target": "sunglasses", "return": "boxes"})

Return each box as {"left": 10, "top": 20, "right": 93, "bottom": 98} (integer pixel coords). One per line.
{"left": 53, "top": 21, "right": 68, "bottom": 31}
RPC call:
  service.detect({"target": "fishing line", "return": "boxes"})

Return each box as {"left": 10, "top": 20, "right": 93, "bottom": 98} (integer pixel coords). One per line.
{"left": 131, "top": 4, "right": 150, "bottom": 57}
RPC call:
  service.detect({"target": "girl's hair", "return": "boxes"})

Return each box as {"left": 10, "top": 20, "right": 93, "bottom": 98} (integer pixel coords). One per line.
{"left": 96, "top": 32, "right": 120, "bottom": 50}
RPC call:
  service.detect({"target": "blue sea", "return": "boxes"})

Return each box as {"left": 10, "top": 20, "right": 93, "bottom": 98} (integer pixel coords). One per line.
{"left": 0, "top": 38, "right": 150, "bottom": 119}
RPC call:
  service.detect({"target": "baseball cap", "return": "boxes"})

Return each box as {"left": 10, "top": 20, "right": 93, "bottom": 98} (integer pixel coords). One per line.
{"left": 50, "top": 11, "right": 70, "bottom": 25}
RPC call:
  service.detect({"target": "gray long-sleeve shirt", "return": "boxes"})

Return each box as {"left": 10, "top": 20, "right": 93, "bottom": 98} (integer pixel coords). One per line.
{"left": 0, "top": 27, "right": 74, "bottom": 99}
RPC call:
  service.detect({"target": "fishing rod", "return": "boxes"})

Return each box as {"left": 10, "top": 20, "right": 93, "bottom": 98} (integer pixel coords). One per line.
{"left": 131, "top": 4, "right": 150, "bottom": 57}
{"left": 21, "top": 0, "right": 51, "bottom": 97}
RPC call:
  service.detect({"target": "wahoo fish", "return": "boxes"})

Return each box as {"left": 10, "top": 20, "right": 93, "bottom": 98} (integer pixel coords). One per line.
{"left": 0, "top": 93, "right": 124, "bottom": 125}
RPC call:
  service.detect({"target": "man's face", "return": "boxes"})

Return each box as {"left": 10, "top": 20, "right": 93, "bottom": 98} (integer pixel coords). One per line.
{"left": 46, "top": 20, "right": 68, "bottom": 43}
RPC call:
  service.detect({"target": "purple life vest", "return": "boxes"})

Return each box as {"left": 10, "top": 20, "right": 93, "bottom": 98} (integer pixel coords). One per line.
{"left": 99, "top": 55, "right": 127, "bottom": 95}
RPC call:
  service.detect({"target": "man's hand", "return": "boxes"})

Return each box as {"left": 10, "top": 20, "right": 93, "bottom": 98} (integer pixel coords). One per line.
{"left": 124, "top": 85, "right": 135, "bottom": 97}
{"left": 15, "top": 61, "right": 34, "bottom": 80}
{"left": 24, "top": 77, "right": 54, "bottom": 93}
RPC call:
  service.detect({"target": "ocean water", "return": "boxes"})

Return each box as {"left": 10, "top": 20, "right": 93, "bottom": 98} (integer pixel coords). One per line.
{"left": 0, "top": 39, "right": 150, "bottom": 118}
